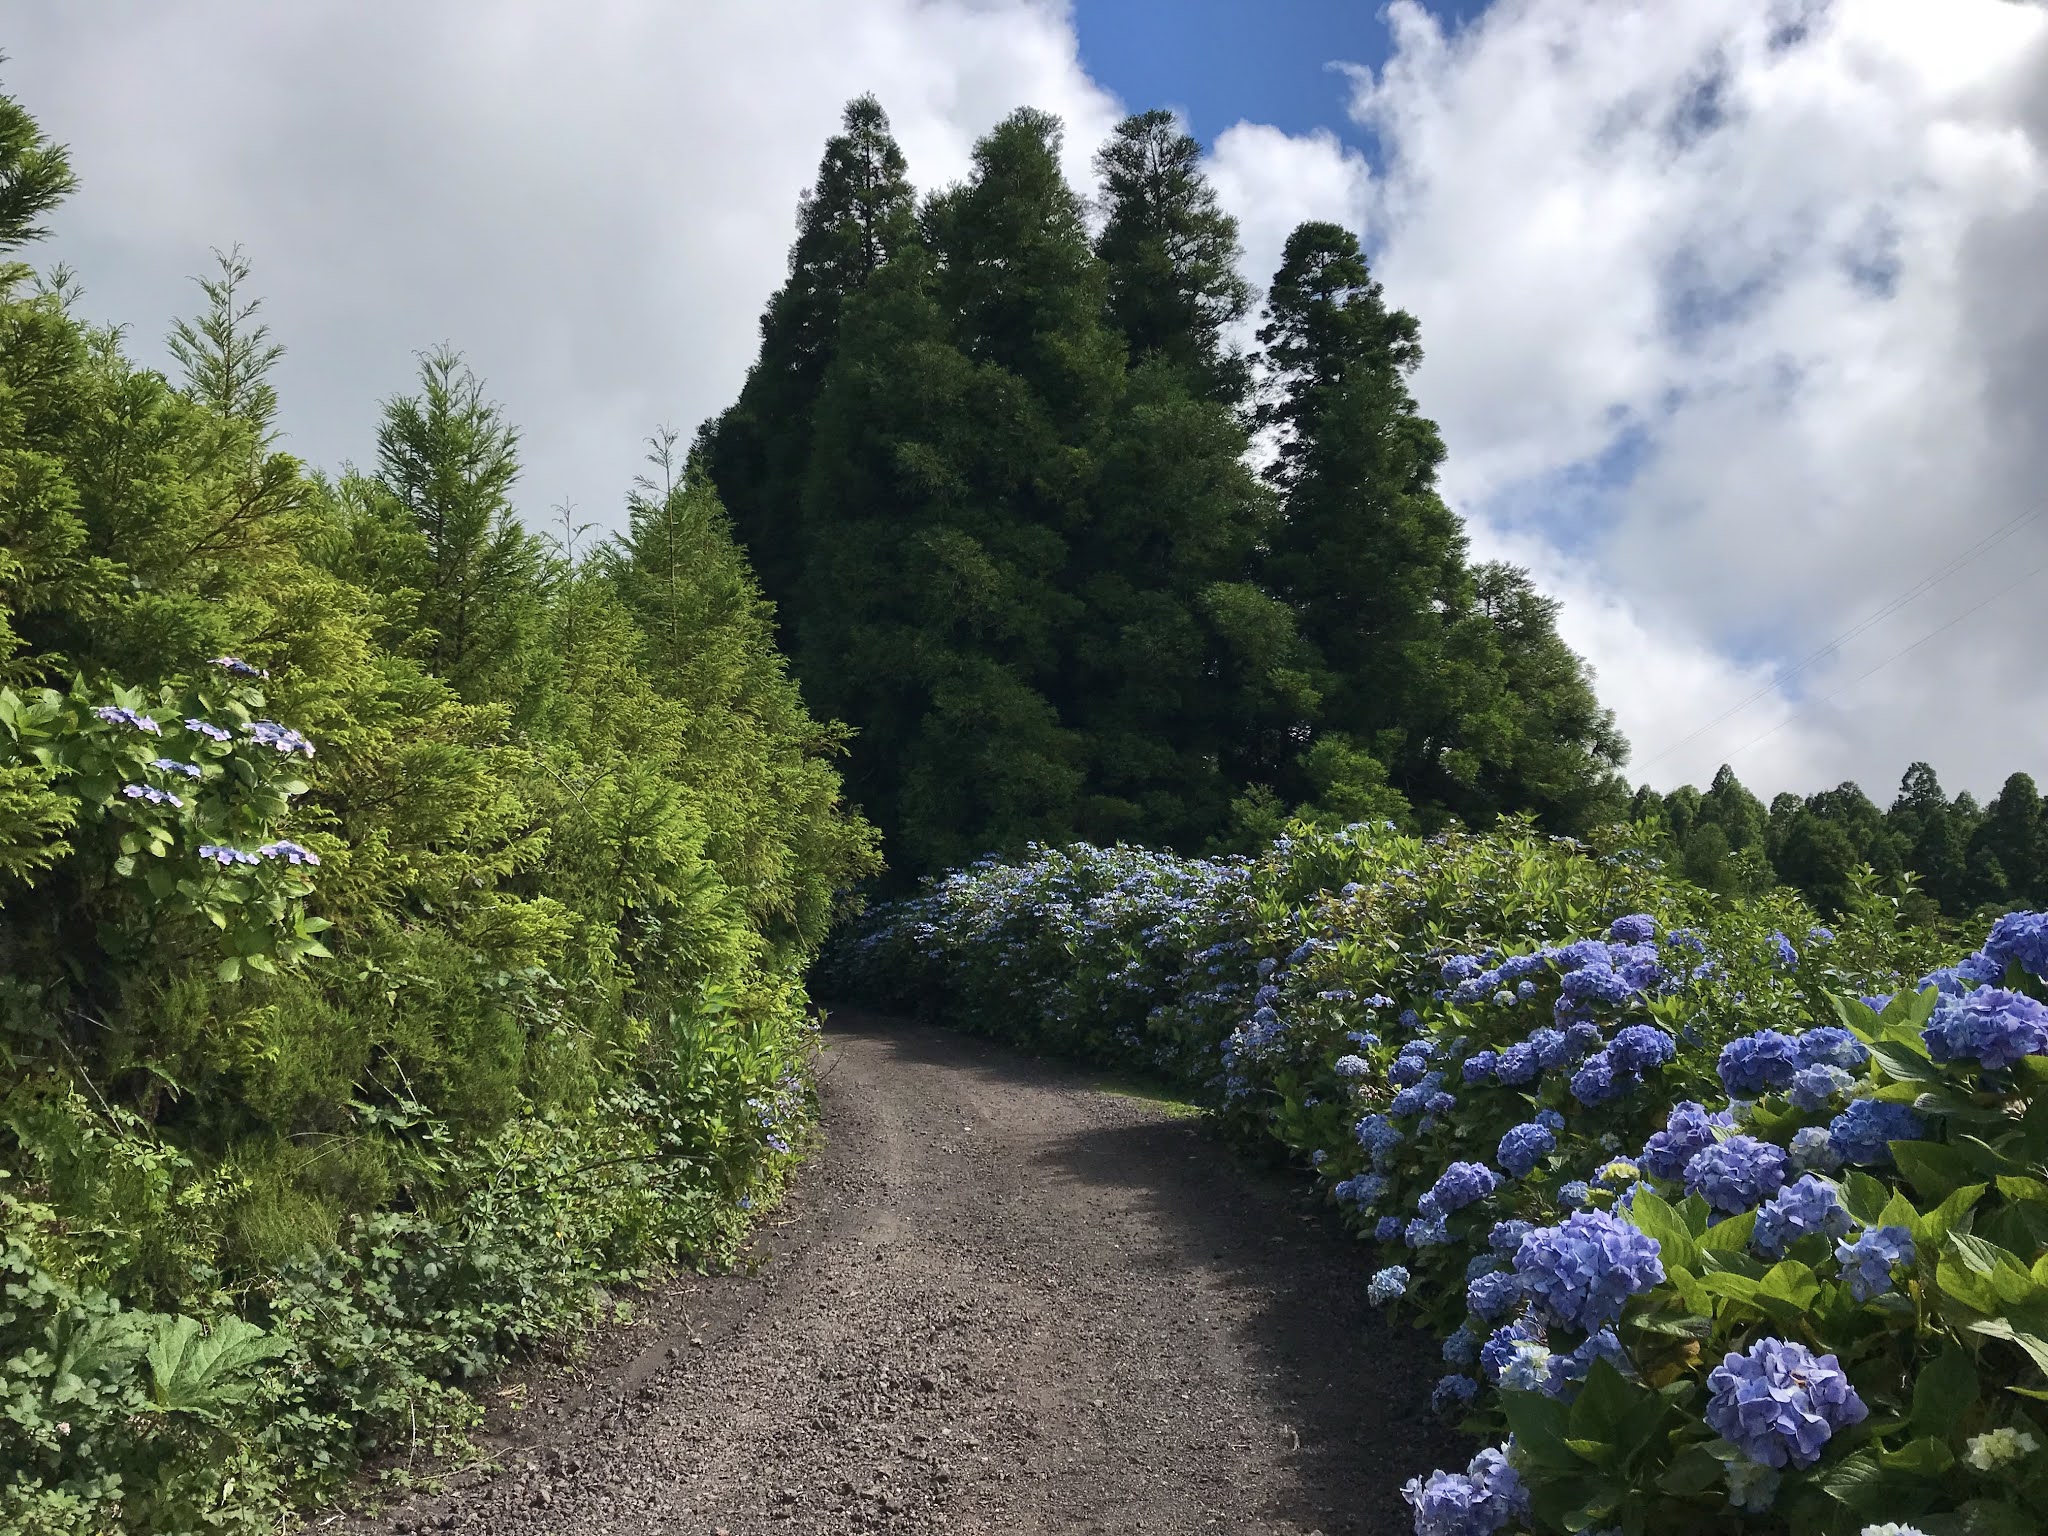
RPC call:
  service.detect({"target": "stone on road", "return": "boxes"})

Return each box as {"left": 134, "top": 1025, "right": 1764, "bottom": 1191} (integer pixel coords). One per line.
{"left": 341, "top": 1013, "right": 1457, "bottom": 1536}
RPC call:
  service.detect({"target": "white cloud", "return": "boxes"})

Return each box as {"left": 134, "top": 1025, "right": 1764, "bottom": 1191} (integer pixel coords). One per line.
{"left": 8, "top": 0, "right": 1121, "bottom": 528}
{"left": 1204, "top": 0, "right": 2048, "bottom": 802}
{"left": 12, "top": 0, "right": 2046, "bottom": 809}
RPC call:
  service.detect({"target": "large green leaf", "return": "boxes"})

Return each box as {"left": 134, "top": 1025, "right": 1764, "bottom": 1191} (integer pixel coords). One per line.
{"left": 143, "top": 1313, "right": 285, "bottom": 1419}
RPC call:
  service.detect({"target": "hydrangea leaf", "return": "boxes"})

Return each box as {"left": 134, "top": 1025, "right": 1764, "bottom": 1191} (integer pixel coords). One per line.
{"left": 1843, "top": 1171, "right": 1893, "bottom": 1226}
{"left": 1878, "top": 1435, "right": 1956, "bottom": 1477}
{"left": 1909, "top": 1343, "right": 1979, "bottom": 1438}
{"left": 1500, "top": 1385, "right": 1578, "bottom": 1471}
{"left": 1893, "top": 1140, "right": 1973, "bottom": 1204}
{"left": 1816, "top": 1448, "right": 1938, "bottom": 1518}
{"left": 1697, "top": 1209, "right": 1758, "bottom": 1254}
{"left": 1620, "top": 1186, "right": 1698, "bottom": 1273}
{"left": 1870, "top": 1039, "right": 1943, "bottom": 1084}
{"left": 1914, "top": 1183, "right": 1987, "bottom": 1252}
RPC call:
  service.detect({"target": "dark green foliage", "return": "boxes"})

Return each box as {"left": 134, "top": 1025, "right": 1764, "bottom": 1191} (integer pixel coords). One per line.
{"left": 0, "top": 80, "right": 875, "bottom": 1532}
{"left": 1630, "top": 756, "right": 2045, "bottom": 929}
{"left": 1093, "top": 109, "right": 1253, "bottom": 404}
{"left": 1254, "top": 221, "right": 1626, "bottom": 832}
{"left": 697, "top": 94, "right": 916, "bottom": 629}
{"left": 705, "top": 100, "right": 1630, "bottom": 881}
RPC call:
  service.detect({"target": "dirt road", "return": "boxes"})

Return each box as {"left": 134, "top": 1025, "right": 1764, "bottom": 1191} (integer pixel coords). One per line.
{"left": 338, "top": 1014, "right": 1455, "bottom": 1536}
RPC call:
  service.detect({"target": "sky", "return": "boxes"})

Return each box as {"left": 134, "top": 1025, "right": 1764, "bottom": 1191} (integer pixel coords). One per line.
{"left": 7, "top": 0, "right": 2047, "bottom": 807}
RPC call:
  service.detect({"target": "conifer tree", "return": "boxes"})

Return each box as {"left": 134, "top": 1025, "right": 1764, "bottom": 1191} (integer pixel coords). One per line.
{"left": 166, "top": 243, "right": 284, "bottom": 441}
{"left": 698, "top": 95, "right": 914, "bottom": 623}
{"left": 1093, "top": 109, "right": 1252, "bottom": 404}
{"left": 354, "top": 347, "right": 551, "bottom": 712}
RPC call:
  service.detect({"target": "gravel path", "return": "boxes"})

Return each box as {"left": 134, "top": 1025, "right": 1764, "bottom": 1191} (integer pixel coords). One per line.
{"left": 328, "top": 1013, "right": 1457, "bottom": 1536}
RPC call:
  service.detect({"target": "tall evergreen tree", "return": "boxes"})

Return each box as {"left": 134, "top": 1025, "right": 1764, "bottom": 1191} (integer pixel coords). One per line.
{"left": 698, "top": 95, "right": 914, "bottom": 624}
{"left": 166, "top": 243, "right": 284, "bottom": 441}
{"left": 1254, "top": 221, "right": 1624, "bottom": 830}
{"left": 1093, "top": 109, "right": 1252, "bottom": 405}
{"left": 1971, "top": 771, "right": 2045, "bottom": 909}
{"left": 338, "top": 348, "right": 552, "bottom": 713}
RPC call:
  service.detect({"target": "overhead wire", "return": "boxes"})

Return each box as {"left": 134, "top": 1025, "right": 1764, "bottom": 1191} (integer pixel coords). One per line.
{"left": 1718, "top": 548, "right": 2048, "bottom": 764}
{"left": 1634, "top": 500, "right": 2046, "bottom": 771}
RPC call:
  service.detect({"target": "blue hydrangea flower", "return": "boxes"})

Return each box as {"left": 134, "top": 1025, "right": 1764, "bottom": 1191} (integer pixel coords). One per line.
{"left": 1860, "top": 993, "right": 1895, "bottom": 1013}
{"left": 1498, "top": 1122, "right": 1557, "bottom": 1179}
{"left": 1752, "top": 1175, "right": 1851, "bottom": 1257}
{"left": 1956, "top": 950, "right": 2005, "bottom": 986}
{"left": 1551, "top": 939, "right": 1610, "bottom": 972}
{"left": 1704, "top": 1337, "right": 1868, "bottom": 1468}
{"left": 1407, "top": 1213, "right": 1452, "bottom": 1248}
{"left": 1488, "top": 1219, "right": 1534, "bottom": 1257}
{"left": 1685, "top": 1135, "right": 1787, "bottom": 1214}
{"left": 1719, "top": 1030, "right": 1803, "bottom": 1097}
{"left": 1375, "top": 1216, "right": 1405, "bottom": 1241}
{"left": 1465, "top": 1253, "right": 1500, "bottom": 1283}
{"left": 1479, "top": 1318, "right": 1543, "bottom": 1382}
{"left": 1610, "top": 1025, "right": 1676, "bottom": 1073}
{"left": 1770, "top": 931, "right": 1798, "bottom": 968}
{"left": 1432, "top": 1373, "right": 1480, "bottom": 1415}
{"left": 1789, "top": 1063, "right": 1855, "bottom": 1111}
{"left": 1462, "top": 1051, "right": 1497, "bottom": 1083}
{"left": 1807, "top": 925, "right": 1835, "bottom": 945}
{"left": 1441, "top": 954, "right": 1484, "bottom": 984}
{"left": 1333, "top": 1054, "right": 1372, "bottom": 1079}
{"left": 1983, "top": 911, "right": 2048, "bottom": 981}
{"left": 1515, "top": 978, "right": 1538, "bottom": 1000}
{"left": 211, "top": 654, "right": 269, "bottom": 677}
{"left": 1493, "top": 1042, "right": 1540, "bottom": 1085}
{"left": 1795, "top": 1027, "right": 1870, "bottom": 1072}
{"left": 1498, "top": 1339, "right": 1559, "bottom": 1394}
{"left": 1667, "top": 927, "right": 1707, "bottom": 954}
{"left": 1557, "top": 1180, "right": 1592, "bottom": 1209}
{"left": 1608, "top": 914, "right": 1657, "bottom": 945}
{"left": 1391, "top": 1072, "right": 1446, "bottom": 1116}
{"left": 1466, "top": 1269, "right": 1522, "bottom": 1322}
{"left": 1401, "top": 1445, "right": 1529, "bottom": 1536}
{"left": 1512, "top": 1209, "right": 1666, "bottom": 1332}
{"left": 1836, "top": 1225, "right": 1914, "bottom": 1300}
{"left": 1431, "top": 1161, "right": 1500, "bottom": 1212}
{"left": 149, "top": 757, "right": 203, "bottom": 779}
{"left": 1642, "top": 1101, "right": 1725, "bottom": 1180}
{"left": 246, "top": 720, "right": 315, "bottom": 757}
{"left": 258, "top": 840, "right": 320, "bottom": 866}
{"left": 1923, "top": 988, "right": 2048, "bottom": 1070}
{"left": 197, "top": 844, "right": 261, "bottom": 867}
{"left": 1567, "top": 1328, "right": 1633, "bottom": 1380}
{"left": 1356, "top": 1114, "right": 1404, "bottom": 1168}
{"left": 1788, "top": 1125, "right": 1843, "bottom": 1174}
{"left": 1563, "top": 1021, "right": 1604, "bottom": 1059}
{"left": 1399, "top": 1008, "right": 1421, "bottom": 1029}
{"left": 94, "top": 705, "right": 161, "bottom": 734}
{"left": 121, "top": 782, "right": 182, "bottom": 808}
{"left": 1569, "top": 1050, "right": 1625, "bottom": 1106}
{"left": 1492, "top": 989, "right": 1515, "bottom": 1007}
{"left": 1562, "top": 965, "right": 1638, "bottom": 1007}
{"left": 1522, "top": 1027, "right": 1568, "bottom": 1069}
{"left": 1367, "top": 1265, "right": 1409, "bottom": 1304}
{"left": 1443, "top": 1324, "right": 1481, "bottom": 1367}
{"left": 1828, "top": 1100, "right": 1925, "bottom": 1166}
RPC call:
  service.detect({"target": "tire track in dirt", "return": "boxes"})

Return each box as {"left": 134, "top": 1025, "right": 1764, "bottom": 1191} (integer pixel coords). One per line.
{"left": 326, "top": 1013, "right": 1457, "bottom": 1536}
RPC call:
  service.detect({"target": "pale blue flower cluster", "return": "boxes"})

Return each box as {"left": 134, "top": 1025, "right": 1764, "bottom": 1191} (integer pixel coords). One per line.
{"left": 1511, "top": 1210, "right": 1665, "bottom": 1333}
{"left": 1368, "top": 1264, "right": 1410, "bottom": 1304}
{"left": 1704, "top": 1337, "right": 1867, "bottom": 1469}
{"left": 1923, "top": 987, "right": 2048, "bottom": 1070}
{"left": 1836, "top": 1224, "right": 1913, "bottom": 1300}
{"left": 1401, "top": 1445, "right": 1528, "bottom": 1536}
{"left": 1683, "top": 1134, "right": 1787, "bottom": 1214}
{"left": 1752, "top": 1175, "right": 1850, "bottom": 1257}
{"left": 95, "top": 705, "right": 161, "bottom": 734}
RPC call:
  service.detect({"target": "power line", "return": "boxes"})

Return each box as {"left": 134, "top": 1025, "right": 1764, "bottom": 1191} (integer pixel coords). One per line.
{"left": 1635, "top": 501, "right": 2045, "bottom": 770}
{"left": 1719, "top": 550, "right": 2048, "bottom": 765}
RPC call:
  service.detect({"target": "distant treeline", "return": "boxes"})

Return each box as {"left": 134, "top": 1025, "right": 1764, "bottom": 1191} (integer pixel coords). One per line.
{"left": 698, "top": 99, "right": 1628, "bottom": 879}
{"left": 1630, "top": 763, "right": 2047, "bottom": 924}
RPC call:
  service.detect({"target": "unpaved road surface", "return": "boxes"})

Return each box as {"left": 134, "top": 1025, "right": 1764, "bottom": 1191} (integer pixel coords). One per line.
{"left": 332, "top": 1014, "right": 1456, "bottom": 1536}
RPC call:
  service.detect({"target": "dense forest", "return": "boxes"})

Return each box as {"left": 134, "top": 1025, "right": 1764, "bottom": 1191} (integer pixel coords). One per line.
{"left": 699, "top": 97, "right": 2046, "bottom": 924}
{"left": 0, "top": 82, "right": 874, "bottom": 1531}
{"left": 698, "top": 99, "right": 1631, "bottom": 877}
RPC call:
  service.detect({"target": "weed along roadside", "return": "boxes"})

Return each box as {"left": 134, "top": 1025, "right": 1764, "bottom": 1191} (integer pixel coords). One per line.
{"left": 322, "top": 1011, "right": 1462, "bottom": 1536}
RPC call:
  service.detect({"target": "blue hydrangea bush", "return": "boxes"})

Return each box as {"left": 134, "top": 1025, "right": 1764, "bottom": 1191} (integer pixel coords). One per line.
{"left": 826, "top": 820, "right": 2048, "bottom": 1534}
